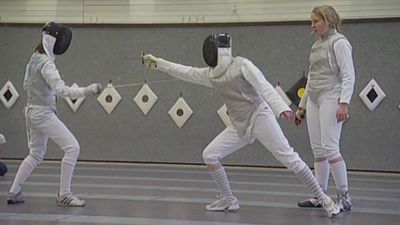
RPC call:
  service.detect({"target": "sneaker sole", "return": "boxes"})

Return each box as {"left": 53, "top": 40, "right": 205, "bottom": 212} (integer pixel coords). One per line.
{"left": 297, "top": 203, "right": 322, "bottom": 208}
{"left": 56, "top": 201, "right": 85, "bottom": 207}
{"left": 340, "top": 205, "right": 352, "bottom": 212}
{"left": 206, "top": 202, "right": 240, "bottom": 212}
{"left": 56, "top": 203, "right": 85, "bottom": 207}
{"left": 226, "top": 203, "right": 240, "bottom": 211}
{"left": 7, "top": 200, "right": 25, "bottom": 204}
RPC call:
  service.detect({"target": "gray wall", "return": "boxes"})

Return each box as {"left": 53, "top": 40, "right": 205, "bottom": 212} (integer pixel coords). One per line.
{"left": 1, "top": 21, "right": 399, "bottom": 172}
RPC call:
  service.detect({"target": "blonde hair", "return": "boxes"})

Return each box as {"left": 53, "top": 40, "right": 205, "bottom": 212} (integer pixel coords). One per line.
{"left": 312, "top": 5, "right": 342, "bottom": 31}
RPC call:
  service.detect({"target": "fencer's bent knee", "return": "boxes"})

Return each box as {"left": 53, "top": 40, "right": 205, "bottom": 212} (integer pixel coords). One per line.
{"left": 280, "top": 156, "right": 307, "bottom": 174}
{"left": 62, "top": 143, "right": 80, "bottom": 166}
{"left": 25, "top": 153, "right": 43, "bottom": 168}
{"left": 67, "top": 142, "right": 80, "bottom": 154}
{"left": 270, "top": 148, "right": 307, "bottom": 174}
{"left": 202, "top": 149, "right": 220, "bottom": 165}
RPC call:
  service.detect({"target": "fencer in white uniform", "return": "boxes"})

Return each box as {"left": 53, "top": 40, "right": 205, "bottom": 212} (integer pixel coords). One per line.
{"left": 143, "top": 33, "right": 339, "bottom": 217}
{"left": 7, "top": 22, "right": 101, "bottom": 207}
{"left": 295, "top": 5, "right": 355, "bottom": 211}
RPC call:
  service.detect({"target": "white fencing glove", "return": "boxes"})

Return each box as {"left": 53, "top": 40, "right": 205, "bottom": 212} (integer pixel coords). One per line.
{"left": 84, "top": 83, "right": 101, "bottom": 96}
{"left": 142, "top": 54, "right": 159, "bottom": 69}
{"left": 294, "top": 107, "right": 305, "bottom": 126}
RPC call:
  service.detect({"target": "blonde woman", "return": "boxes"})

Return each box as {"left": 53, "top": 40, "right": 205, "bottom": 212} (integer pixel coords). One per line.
{"left": 295, "top": 5, "right": 355, "bottom": 211}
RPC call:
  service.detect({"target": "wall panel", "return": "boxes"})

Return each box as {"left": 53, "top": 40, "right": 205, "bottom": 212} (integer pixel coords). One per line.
{"left": 0, "top": 21, "right": 399, "bottom": 172}
{"left": 0, "top": 0, "right": 399, "bottom": 24}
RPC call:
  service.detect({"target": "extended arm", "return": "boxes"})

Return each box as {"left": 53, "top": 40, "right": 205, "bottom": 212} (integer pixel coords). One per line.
{"left": 143, "top": 54, "right": 213, "bottom": 88}
{"left": 41, "top": 61, "right": 101, "bottom": 98}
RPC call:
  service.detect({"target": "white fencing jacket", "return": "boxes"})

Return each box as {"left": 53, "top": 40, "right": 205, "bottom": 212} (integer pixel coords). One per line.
{"left": 156, "top": 56, "right": 290, "bottom": 138}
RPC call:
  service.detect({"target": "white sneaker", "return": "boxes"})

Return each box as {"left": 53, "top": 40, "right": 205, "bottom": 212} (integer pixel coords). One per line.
{"left": 7, "top": 191, "right": 25, "bottom": 204}
{"left": 56, "top": 193, "right": 85, "bottom": 207}
{"left": 206, "top": 195, "right": 240, "bottom": 211}
{"left": 321, "top": 196, "right": 340, "bottom": 217}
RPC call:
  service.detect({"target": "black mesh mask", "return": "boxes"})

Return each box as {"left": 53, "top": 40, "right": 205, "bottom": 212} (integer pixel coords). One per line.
{"left": 202, "top": 33, "right": 231, "bottom": 67}
{"left": 42, "top": 22, "right": 72, "bottom": 55}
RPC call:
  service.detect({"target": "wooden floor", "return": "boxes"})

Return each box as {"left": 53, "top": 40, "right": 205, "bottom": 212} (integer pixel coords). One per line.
{"left": 0, "top": 160, "right": 399, "bottom": 225}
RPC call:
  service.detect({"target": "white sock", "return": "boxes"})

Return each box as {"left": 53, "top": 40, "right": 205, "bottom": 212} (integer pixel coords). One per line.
{"left": 314, "top": 159, "right": 330, "bottom": 192}
{"left": 59, "top": 160, "right": 75, "bottom": 195}
{"left": 330, "top": 160, "right": 349, "bottom": 192}
{"left": 296, "top": 166, "right": 326, "bottom": 201}
{"left": 9, "top": 160, "right": 35, "bottom": 194}
{"left": 208, "top": 165, "right": 234, "bottom": 200}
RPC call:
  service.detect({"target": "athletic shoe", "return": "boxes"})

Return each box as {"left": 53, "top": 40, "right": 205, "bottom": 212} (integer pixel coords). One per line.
{"left": 206, "top": 195, "right": 240, "bottom": 211}
{"left": 56, "top": 192, "right": 85, "bottom": 207}
{"left": 337, "top": 190, "right": 352, "bottom": 211}
{"left": 297, "top": 197, "right": 322, "bottom": 208}
{"left": 321, "top": 196, "right": 340, "bottom": 217}
{"left": 7, "top": 191, "right": 25, "bottom": 204}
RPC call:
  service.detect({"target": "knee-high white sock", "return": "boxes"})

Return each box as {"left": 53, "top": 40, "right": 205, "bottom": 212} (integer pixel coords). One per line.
{"left": 9, "top": 160, "right": 35, "bottom": 194}
{"left": 296, "top": 166, "right": 326, "bottom": 201}
{"left": 314, "top": 159, "right": 330, "bottom": 192}
{"left": 330, "top": 160, "right": 349, "bottom": 192}
{"left": 208, "top": 165, "right": 234, "bottom": 200}
{"left": 60, "top": 160, "right": 75, "bottom": 194}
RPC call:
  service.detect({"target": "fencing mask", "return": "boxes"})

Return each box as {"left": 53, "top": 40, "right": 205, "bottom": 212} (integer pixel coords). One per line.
{"left": 202, "top": 33, "right": 231, "bottom": 68}
{"left": 42, "top": 22, "right": 72, "bottom": 55}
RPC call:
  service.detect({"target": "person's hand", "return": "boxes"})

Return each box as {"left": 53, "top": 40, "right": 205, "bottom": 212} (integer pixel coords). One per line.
{"left": 336, "top": 103, "right": 349, "bottom": 123}
{"left": 142, "top": 54, "right": 159, "bottom": 69}
{"left": 294, "top": 107, "right": 305, "bottom": 126}
{"left": 280, "top": 110, "right": 292, "bottom": 121}
{"left": 84, "top": 83, "right": 101, "bottom": 96}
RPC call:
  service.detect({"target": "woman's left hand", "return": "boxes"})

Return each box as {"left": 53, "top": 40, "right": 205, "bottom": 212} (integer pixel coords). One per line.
{"left": 280, "top": 110, "right": 292, "bottom": 121}
{"left": 336, "top": 103, "right": 349, "bottom": 123}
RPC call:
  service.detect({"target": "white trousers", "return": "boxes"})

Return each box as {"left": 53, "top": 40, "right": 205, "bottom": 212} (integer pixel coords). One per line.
{"left": 11, "top": 106, "right": 80, "bottom": 194}
{"left": 25, "top": 107, "right": 80, "bottom": 165}
{"left": 202, "top": 107, "right": 307, "bottom": 173}
{"left": 306, "top": 97, "right": 342, "bottom": 158}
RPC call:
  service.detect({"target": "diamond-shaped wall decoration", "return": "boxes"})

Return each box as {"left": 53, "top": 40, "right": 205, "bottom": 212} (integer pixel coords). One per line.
{"left": 64, "top": 83, "right": 85, "bottom": 112}
{"left": 359, "top": 78, "right": 386, "bottom": 111}
{"left": 133, "top": 83, "right": 158, "bottom": 115}
{"left": 217, "top": 104, "right": 232, "bottom": 127}
{"left": 0, "top": 80, "right": 19, "bottom": 109}
{"left": 286, "top": 75, "right": 307, "bottom": 106}
{"left": 275, "top": 82, "right": 292, "bottom": 106}
{"left": 168, "top": 96, "right": 193, "bottom": 128}
{"left": 97, "top": 83, "right": 122, "bottom": 114}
